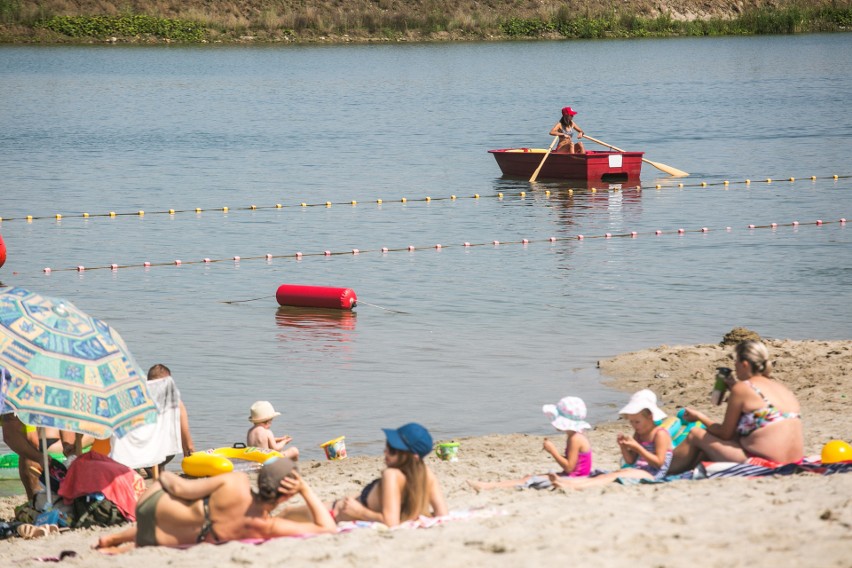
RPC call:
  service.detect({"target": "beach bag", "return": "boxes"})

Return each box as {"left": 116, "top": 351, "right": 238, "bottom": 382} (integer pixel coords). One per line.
{"left": 71, "top": 493, "right": 127, "bottom": 528}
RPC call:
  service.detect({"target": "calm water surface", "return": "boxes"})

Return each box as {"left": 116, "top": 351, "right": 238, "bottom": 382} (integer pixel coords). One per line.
{"left": 0, "top": 36, "right": 850, "bottom": 480}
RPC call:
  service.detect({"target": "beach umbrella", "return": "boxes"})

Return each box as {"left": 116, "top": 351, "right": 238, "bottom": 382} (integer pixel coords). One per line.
{"left": 0, "top": 286, "right": 157, "bottom": 504}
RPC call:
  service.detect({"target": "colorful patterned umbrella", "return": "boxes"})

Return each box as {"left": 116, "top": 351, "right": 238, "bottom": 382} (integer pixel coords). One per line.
{"left": 0, "top": 286, "right": 157, "bottom": 439}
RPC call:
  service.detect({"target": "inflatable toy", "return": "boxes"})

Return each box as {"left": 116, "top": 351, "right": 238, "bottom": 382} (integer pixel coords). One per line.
{"left": 0, "top": 232, "right": 6, "bottom": 269}
{"left": 821, "top": 439, "right": 852, "bottom": 464}
{"left": 658, "top": 409, "right": 704, "bottom": 447}
{"left": 0, "top": 451, "right": 67, "bottom": 479}
{"left": 181, "top": 444, "right": 282, "bottom": 477}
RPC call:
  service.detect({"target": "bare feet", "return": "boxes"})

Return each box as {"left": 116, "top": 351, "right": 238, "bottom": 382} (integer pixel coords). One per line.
{"left": 466, "top": 480, "right": 484, "bottom": 494}
{"left": 547, "top": 473, "right": 567, "bottom": 490}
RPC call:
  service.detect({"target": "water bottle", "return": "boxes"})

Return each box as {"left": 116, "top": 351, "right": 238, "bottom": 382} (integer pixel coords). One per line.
{"left": 711, "top": 367, "right": 732, "bottom": 405}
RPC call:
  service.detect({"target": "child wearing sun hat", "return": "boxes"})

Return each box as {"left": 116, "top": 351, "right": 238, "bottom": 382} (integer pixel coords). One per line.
{"left": 468, "top": 395, "right": 593, "bottom": 491}
{"left": 246, "top": 401, "right": 299, "bottom": 460}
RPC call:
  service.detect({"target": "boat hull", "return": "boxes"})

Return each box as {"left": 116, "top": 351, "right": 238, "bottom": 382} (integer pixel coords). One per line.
{"left": 489, "top": 148, "right": 643, "bottom": 182}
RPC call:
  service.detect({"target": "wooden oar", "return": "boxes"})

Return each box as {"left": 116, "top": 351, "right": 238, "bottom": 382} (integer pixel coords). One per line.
{"left": 529, "top": 137, "right": 558, "bottom": 182}
{"left": 583, "top": 134, "right": 689, "bottom": 177}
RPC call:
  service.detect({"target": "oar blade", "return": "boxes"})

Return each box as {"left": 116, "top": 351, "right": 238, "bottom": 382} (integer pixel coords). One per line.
{"left": 644, "top": 159, "right": 689, "bottom": 177}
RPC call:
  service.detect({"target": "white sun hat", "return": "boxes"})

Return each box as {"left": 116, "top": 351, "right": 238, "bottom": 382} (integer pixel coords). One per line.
{"left": 618, "top": 389, "right": 667, "bottom": 421}
{"left": 542, "top": 396, "right": 591, "bottom": 432}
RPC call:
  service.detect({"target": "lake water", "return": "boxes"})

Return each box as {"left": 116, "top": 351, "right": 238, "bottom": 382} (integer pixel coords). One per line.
{"left": 1, "top": 35, "right": 850, "bottom": 481}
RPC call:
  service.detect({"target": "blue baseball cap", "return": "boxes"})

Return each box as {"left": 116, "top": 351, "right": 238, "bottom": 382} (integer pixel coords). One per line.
{"left": 382, "top": 423, "right": 433, "bottom": 458}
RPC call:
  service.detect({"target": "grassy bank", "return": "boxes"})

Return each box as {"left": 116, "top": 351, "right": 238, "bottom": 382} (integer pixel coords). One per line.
{"left": 0, "top": 0, "right": 850, "bottom": 43}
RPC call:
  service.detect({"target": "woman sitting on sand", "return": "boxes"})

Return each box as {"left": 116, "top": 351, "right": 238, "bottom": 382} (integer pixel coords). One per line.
{"left": 668, "top": 340, "right": 804, "bottom": 474}
{"left": 320, "top": 423, "right": 447, "bottom": 527}
{"left": 96, "top": 457, "right": 335, "bottom": 552}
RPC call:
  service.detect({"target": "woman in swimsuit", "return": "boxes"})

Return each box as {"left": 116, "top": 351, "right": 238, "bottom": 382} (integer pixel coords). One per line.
{"left": 668, "top": 340, "right": 804, "bottom": 474}
{"left": 329, "top": 423, "right": 447, "bottom": 527}
{"left": 96, "top": 457, "right": 335, "bottom": 552}
{"left": 549, "top": 106, "right": 585, "bottom": 154}
{"left": 550, "top": 389, "right": 673, "bottom": 489}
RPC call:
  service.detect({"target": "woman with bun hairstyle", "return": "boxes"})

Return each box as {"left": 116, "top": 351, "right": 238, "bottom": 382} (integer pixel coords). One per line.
{"left": 669, "top": 340, "right": 804, "bottom": 474}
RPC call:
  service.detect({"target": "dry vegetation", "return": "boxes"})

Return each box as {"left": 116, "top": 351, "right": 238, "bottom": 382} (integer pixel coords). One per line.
{"left": 1, "top": 0, "right": 850, "bottom": 42}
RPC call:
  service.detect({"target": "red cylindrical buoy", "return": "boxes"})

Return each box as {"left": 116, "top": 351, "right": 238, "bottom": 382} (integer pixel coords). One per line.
{"left": 276, "top": 284, "right": 357, "bottom": 310}
{"left": 0, "top": 233, "right": 6, "bottom": 269}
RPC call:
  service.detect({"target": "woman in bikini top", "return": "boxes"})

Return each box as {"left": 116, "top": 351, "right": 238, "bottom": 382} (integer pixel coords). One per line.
{"left": 96, "top": 458, "right": 335, "bottom": 553}
{"left": 669, "top": 340, "right": 804, "bottom": 474}
{"left": 330, "top": 423, "right": 447, "bottom": 527}
{"left": 736, "top": 380, "right": 801, "bottom": 437}
{"left": 549, "top": 106, "right": 586, "bottom": 154}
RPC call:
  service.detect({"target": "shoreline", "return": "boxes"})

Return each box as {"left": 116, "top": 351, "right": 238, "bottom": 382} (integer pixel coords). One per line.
{"left": 1, "top": 337, "right": 850, "bottom": 565}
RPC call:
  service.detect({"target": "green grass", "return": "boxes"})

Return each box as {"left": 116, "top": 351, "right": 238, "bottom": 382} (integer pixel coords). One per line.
{"left": 37, "top": 15, "right": 206, "bottom": 41}
{"left": 501, "top": 7, "right": 852, "bottom": 39}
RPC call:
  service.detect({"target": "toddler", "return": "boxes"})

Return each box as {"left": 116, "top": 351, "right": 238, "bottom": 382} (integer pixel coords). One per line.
{"left": 246, "top": 401, "right": 299, "bottom": 460}
{"left": 470, "top": 396, "right": 593, "bottom": 491}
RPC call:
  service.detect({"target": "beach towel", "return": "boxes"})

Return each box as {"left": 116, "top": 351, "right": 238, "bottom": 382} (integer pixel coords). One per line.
{"left": 693, "top": 456, "right": 852, "bottom": 479}
{"left": 232, "top": 508, "right": 508, "bottom": 545}
{"left": 338, "top": 508, "right": 507, "bottom": 532}
{"left": 57, "top": 452, "right": 146, "bottom": 521}
{"left": 109, "top": 376, "right": 182, "bottom": 469}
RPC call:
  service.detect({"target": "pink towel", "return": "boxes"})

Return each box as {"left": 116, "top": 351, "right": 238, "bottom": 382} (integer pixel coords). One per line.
{"left": 57, "top": 452, "right": 146, "bottom": 521}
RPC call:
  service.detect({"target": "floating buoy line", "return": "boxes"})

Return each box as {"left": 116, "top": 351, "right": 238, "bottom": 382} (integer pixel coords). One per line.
{"left": 1, "top": 174, "right": 849, "bottom": 225}
{"left": 39, "top": 217, "right": 846, "bottom": 275}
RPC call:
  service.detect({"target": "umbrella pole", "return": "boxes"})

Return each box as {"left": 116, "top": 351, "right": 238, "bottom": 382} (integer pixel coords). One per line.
{"left": 39, "top": 428, "right": 52, "bottom": 509}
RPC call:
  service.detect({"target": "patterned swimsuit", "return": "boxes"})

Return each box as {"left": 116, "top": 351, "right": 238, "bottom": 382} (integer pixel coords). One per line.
{"left": 631, "top": 427, "right": 673, "bottom": 481}
{"left": 736, "top": 380, "right": 801, "bottom": 437}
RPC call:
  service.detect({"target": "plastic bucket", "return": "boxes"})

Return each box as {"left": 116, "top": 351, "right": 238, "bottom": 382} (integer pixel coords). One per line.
{"left": 435, "top": 441, "right": 460, "bottom": 462}
{"left": 319, "top": 436, "right": 347, "bottom": 460}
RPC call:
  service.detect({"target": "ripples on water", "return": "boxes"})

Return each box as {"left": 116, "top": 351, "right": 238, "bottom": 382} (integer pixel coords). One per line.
{"left": 0, "top": 36, "right": 850, "bottom": 468}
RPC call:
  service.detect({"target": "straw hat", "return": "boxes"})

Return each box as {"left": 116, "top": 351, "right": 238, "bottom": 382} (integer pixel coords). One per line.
{"left": 249, "top": 400, "right": 281, "bottom": 423}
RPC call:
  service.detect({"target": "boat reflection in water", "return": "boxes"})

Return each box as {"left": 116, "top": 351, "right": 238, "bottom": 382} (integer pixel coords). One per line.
{"left": 274, "top": 306, "right": 357, "bottom": 352}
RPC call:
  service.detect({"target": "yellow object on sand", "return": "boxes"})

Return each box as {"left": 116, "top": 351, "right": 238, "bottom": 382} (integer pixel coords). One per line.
{"left": 181, "top": 445, "right": 283, "bottom": 477}
{"left": 821, "top": 440, "right": 852, "bottom": 464}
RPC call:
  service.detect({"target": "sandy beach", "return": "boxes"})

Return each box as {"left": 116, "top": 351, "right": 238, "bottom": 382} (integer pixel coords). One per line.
{"left": 1, "top": 336, "right": 850, "bottom": 566}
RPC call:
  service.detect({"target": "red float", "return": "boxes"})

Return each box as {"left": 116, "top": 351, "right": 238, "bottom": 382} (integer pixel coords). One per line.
{"left": 0, "top": 232, "right": 6, "bottom": 269}
{"left": 275, "top": 284, "right": 357, "bottom": 310}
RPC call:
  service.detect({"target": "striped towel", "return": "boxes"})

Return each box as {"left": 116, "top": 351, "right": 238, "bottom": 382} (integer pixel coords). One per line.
{"left": 694, "top": 456, "right": 852, "bottom": 479}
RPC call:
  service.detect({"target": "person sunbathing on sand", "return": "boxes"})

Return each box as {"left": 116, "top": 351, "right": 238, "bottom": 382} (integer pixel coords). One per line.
{"left": 285, "top": 423, "right": 447, "bottom": 527}
{"left": 550, "top": 390, "right": 673, "bottom": 490}
{"left": 668, "top": 340, "right": 804, "bottom": 474}
{"left": 95, "top": 457, "right": 334, "bottom": 552}
{"left": 469, "top": 396, "right": 593, "bottom": 491}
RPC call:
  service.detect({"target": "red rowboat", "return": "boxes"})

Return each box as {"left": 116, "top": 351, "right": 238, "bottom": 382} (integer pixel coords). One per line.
{"left": 489, "top": 148, "right": 644, "bottom": 182}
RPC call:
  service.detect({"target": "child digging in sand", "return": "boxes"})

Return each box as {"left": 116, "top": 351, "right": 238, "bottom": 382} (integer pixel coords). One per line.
{"left": 246, "top": 401, "right": 299, "bottom": 460}
{"left": 550, "top": 389, "right": 673, "bottom": 490}
{"left": 470, "top": 396, "right": 593, "bottom": 491}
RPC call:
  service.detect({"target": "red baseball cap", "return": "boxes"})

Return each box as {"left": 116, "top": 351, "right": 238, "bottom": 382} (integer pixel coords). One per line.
{"left": 561, "top": 106, "right": 578, "bottom": 117}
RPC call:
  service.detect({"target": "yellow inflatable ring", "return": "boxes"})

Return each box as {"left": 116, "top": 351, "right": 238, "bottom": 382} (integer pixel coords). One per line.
{"left": 181, "top": 444, "right": 283, "bottom": 477}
